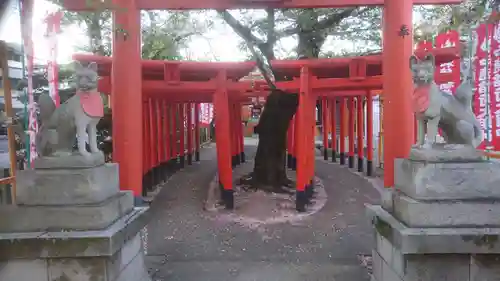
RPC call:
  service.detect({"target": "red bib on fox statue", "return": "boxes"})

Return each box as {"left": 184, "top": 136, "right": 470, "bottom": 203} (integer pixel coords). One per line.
{"left": 78, "top": 90, "right": 104, "bottom": 118}
{"left": 412, "top": 85, "right": 431, "bottom": 114}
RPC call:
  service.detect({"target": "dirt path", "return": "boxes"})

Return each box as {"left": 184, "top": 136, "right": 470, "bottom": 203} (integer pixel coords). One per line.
{"left": 145, "top": 140, "right": 380, "bottom": 281}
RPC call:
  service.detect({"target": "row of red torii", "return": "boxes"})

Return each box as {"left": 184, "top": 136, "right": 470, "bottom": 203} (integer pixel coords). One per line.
{"left": 74, "top": 46, "right": 459, "bottom": 211}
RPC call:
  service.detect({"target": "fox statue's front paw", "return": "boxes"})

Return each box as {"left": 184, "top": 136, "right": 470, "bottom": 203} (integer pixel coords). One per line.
{"left": 80, "top": 151, "right": 93, "bottom": 159}
{"left": 422, "top": 142, "right": 434, "bottom": 149}
{"left": 92, "top": 150, "right": 104, "bottom": 158}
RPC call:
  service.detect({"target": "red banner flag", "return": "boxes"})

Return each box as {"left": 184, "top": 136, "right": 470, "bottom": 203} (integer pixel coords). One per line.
{"left": 45, "top": 11, "right": 62, "bottom": 107}
{"left": 474, "top": 24, "right": 495, "bottom": 150}
{"left": 489, "top": 23, "right": 500, "bottom": 150}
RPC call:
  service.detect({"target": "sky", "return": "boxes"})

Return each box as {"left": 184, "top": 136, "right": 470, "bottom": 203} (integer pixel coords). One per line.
{"left": 0, "top": 0, "right": 427, "bottom": 64}
{"left": 0, "top": 0, "right": 249, "bottom": 63}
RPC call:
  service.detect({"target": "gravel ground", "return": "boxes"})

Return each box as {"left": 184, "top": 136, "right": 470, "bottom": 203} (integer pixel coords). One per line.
{"left": 144, "top": 139, "right": 380, "bottom": 281}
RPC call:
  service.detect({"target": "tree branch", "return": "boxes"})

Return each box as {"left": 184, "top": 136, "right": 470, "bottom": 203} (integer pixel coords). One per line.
{"left": 276, "top": 7, "right": 373, "bottom": 39}
{"left": 217, "top": 10, "right": 264, "bottom": 46}
{"left": 218, "top": 10, "right": 277, "bottom": 89}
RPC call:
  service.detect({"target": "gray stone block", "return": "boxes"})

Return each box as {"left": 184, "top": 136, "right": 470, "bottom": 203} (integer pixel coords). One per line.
{"left": 107, "top": 234, "right": 143, "bottom": 281}
{"left": 470, "top": 254, "right": 500, "bottom": 281}
{"left": 0, "top": 207, "right": 149, "bottom": 260}
{"left": 393, "top": 192, "right": 500, "bottom": 228}
{"left": 404, "top": 255, "right": 470, "bottom": 281}
{"left": 33, "top": 152, "right": 105, "bottom": 169}
{"left": 377, "top": 232, "right": 393, "bottom": 264}
{"left": 395, "top": 158, "right": 500, "bottom": 200}
{"left": 381, "top": 256, "right": 403, "bottom": 281}
{"left": 375, "top": 231, "right": 404, "bottom": 277}
{"left": 48, "top": 257, "right": 107, "bottom": 281}
{"left": 0, "top": 191, "right": 134, "bottom": 233}
{"left": 114, "top": 249, "right": 150, "bottom": 281}
{"left": 381, "top": 188, "right": 394, "bottom": 213}
{"left": 409, "top": 145, "right": 484, "bottom": 162}
{"left": 367, "top": 204, "right": 500, "bottom": 254}
{"left": 0, "top": 207, "right": 150, "bottom": 281}
{"left": 372, "top": 250, "right": 382, "bottom": 281}
{"left": 16, "top": 163, "right": 120, "bottom": 206}
{"left": 0, "top": 259, "right": 49, "bottom": 281}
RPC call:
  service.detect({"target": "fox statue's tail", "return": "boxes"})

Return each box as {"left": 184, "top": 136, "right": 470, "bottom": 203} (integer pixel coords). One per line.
{"left": 454, "top": 81, "right": 484, "bottom": 148}
{"left": 36, "top": 93, "right": 57, "bottom": 155}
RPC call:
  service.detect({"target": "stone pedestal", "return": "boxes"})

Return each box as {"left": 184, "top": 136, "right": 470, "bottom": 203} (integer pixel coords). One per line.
{"left": 367, "top": 148, "right": 500, "bottom": 281}
{"left": 0, "top": 163, "right": 151, "bottom": 281}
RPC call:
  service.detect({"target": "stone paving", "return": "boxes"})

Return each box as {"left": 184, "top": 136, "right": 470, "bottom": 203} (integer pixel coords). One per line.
{"left": 144, "top": 139, "right": 380, "bottom": 281}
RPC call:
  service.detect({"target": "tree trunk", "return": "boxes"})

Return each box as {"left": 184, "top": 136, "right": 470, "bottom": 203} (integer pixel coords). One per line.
{"left": 250, "top": 90, "right": 298, "bottom": 191}
{"left": 249, "top": 28, "right": 323, "bottom": 192}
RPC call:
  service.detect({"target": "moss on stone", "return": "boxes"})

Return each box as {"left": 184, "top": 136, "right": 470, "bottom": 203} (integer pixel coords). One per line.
{"left": 461, "top": 234, "right": 499, "bottom": 250}
{"left": 373, "top": 215, "right": 393, "bottom": 241}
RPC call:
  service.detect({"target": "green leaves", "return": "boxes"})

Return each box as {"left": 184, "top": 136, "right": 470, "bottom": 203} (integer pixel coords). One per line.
{"left": 141, "top": 11, "right": 212, "bottom": 60}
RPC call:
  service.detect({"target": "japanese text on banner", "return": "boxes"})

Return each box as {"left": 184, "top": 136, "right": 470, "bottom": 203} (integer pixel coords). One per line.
{"left": 435, "top": 31, "right": 461, "bottom": 95}
{"left": 490, "top": 23, "right": 500, "bottom": 150}
{"left": 474, "top": 24, "right": 494, "bottom": 150}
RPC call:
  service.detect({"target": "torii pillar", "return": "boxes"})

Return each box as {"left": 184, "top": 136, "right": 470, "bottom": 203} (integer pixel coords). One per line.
{"left": 382, "top": 0, "right": 414, "bottom": 188}
{"left": 112, "top": 0, "right": 143, "bottom": 203}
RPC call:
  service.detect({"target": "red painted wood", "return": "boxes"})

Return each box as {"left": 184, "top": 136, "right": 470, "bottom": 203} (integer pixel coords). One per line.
{"left": 307, "top": 92, "right": 316, "bottom": 185}
{"left": 187, "top": 103, "right": 193, "bottom": 159}
{"left": 356, "top": 96, "right": 364, "bottom": 159}
{"left": 156, "top": 99, "right": 164, "bottom": 163}
{"left": 230, "top": 104, "right": 236, "bottom": 160}
{"left": 238, "top": 105, "right": 244, "bottom": 158}
{"left": 293, "top": 114, "right": 299, "bottom": 160}
{"left": 348, "top": 97, "right": 355, "bottom": 159}
{"left": 339, "top": 98, "right": 346, "bottom": 159}
{"left": 76, "top": 47, "right": 458, "bottom": 83}
{"left": 143, "top": 102, "right": 149, "bottom": 173}
{"left": 383, "top": 0, "right": 414, "bottom": 188}
{"left": 148, "top": 99, "right": 156, "bottom": 170}
{"left": 214, "top": 69, "right": 233, "bottom": 191}
{"left": 330, "top": 98, "right": 337, "bottom": 153}
{"left": 287, "top": 117, "right": 293, "bottom": 155}
{"left": 194, "top": 103, "right": 200, "bottom": 154}
{"left": 111, "top": 0, "right": 142, "bottom": 196}
{"left": 171, "top": 104, "right": 178, "bottom": 161}
{"left": 321, "top": 97, "right": 328, "bottom": 152}
{"left": 180, "top": 103, "right": 186, "bottom": 159}
{"left": 296, "top": 66, "right": 311, "bottom": 192}
{"left": 366, "top": 92, "right": 373, "bottom": 162}
{"left": 163, "top": 100, "right": 171, "bottom": 160}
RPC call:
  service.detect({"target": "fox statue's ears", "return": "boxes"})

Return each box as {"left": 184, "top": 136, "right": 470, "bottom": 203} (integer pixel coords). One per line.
{"left": 423, "top": 53, "right": 435, "bottom": 65}
{"left": 74, "top": 60, "right": 83, "bottom": 71}
{"left": 409, "top": 53, "right": 435, "bottom": 69}
{"left": 73, "top": 61, "right": 98, "bottom": 72}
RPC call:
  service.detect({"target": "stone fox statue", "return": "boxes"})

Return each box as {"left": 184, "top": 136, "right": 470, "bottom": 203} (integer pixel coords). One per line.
{"left": 410, "top": 54, "right": 483, "bottom": 148}
{"left": 37, "top": 61, "right": 104, "bottom": 158}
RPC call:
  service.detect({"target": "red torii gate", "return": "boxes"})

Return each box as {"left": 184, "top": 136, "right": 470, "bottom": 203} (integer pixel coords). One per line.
{"left": 62, "top": 0, "right": 462, "bottom": 208}
{"left": 74, "top": 45, "right": 458, "bottom": 210}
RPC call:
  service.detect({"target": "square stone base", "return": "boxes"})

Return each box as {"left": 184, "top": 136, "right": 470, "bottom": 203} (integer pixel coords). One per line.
{"left": 0, "top": 207, "right": 151, "bottom": 281}
{"left": 392, "top": 191, "right": 500, "bottom": 228}
{"left": 16, "top": 163, "right": 120, "bottom": 206}
{"left": 367, "top": 204, "right": 500, "bottom": 281}
{"left": 0, "top": 191, "right": 134, "bottom": 233}
{"left": 395, "top": 158, "right": 500, "bottom": 200}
